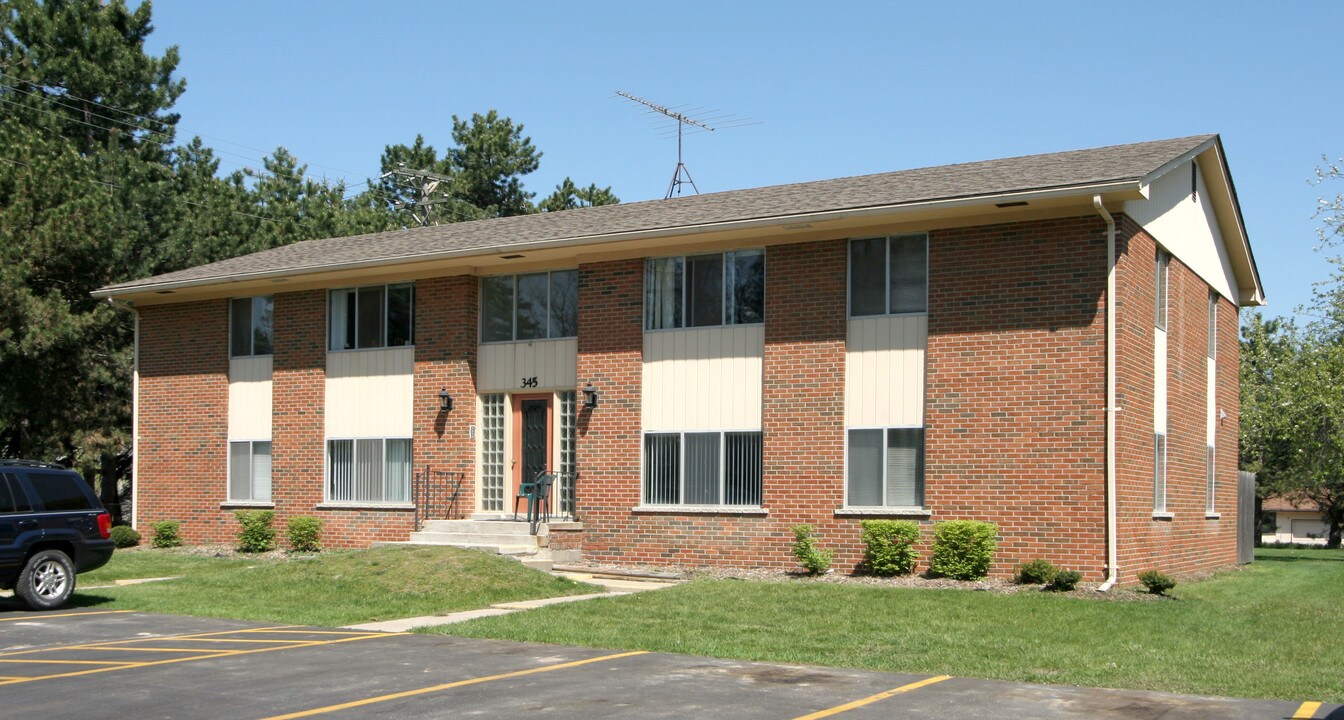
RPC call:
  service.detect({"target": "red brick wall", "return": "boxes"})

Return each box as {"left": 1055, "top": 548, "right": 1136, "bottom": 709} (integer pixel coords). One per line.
{"left": 926, "top": 216, "right": 1109, "bottom": 578}
{"left": 1114, "top": 218, "right": 1239, "bottom": 581}
{"left": 134, "top": 301, "right": 229, "bottom": 535}
{"left": 413, "top": 276, "right": 479, "bottom": 516}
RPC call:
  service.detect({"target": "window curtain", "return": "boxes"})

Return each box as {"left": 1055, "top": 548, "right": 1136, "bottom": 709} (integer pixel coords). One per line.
{"left": 645, "top": 258, "right": 682, "bottom": 330}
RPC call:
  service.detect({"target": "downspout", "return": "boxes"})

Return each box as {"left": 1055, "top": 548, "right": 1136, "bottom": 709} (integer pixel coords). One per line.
{"left": 1093, "top": 195, "right": 1119, "bottom": 592}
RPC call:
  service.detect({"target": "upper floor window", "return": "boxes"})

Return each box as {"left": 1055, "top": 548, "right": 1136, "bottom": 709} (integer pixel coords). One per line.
{"left": 1207, "top": 291, "right": 1218, "bottom": 359}
{"left": 230, "top": 296, "right": 274, "bottom": 357}
{"left": 1155, "top": 250, "right": 1170, "bottom": 331}
{"left": 329, "top": 284, "right": 414, "bottom": 351}
{"left": 645, "top": 250, "right": 764, "bottom": 330}
{"left": 481, "top": 270, "right": 578, "bottom": 343}
{"left": 849, "top": 234, "right": 928, "bottom": 317}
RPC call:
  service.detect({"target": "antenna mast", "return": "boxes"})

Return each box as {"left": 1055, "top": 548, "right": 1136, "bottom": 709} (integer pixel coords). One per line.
{"left": 616, "top": 90, "right": 717, "bottom": 199}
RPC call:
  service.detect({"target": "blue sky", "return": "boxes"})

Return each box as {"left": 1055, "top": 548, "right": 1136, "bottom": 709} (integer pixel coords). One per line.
{"left": 143, "top": 1, "right": 1340, "bottom": 322}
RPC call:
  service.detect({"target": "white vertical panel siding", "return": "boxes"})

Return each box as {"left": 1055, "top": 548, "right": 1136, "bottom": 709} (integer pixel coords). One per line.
{"left": 642, "top": 326, "right": 764, "bottom": 431}
{"left": 1154, "top": 329, "right": 1168, "bottom": 433}
{"left": 1207, "top": 356, "right": 1217, "bottom": 445}
{"left": 477, "top": 338, "right": 578, "bottom": 392}
{"left": 228, "top": 356, "right": 273, "bottom": 440}
{"left": 844, "top": 315, "right": 927, "bottom": 427}
{"left": 325, "top": 347, "right": 414, "bottom": 438}
{"left": 1124, "top": 159, "right": 1239, "bottom": 302}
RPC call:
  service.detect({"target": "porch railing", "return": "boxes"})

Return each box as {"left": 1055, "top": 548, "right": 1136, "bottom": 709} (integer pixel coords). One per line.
{"left": 413, "top": 465, "right": 466, "bottom": 531}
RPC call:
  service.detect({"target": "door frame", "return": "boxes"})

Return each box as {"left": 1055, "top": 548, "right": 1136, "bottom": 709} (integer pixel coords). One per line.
{"left": 509, "top": 393, "right": 554, "bottom": 504}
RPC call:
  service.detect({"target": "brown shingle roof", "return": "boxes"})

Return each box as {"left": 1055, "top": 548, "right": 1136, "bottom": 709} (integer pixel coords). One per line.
{"left": 96, "top": 134, "right": 1217, "bottom": 295}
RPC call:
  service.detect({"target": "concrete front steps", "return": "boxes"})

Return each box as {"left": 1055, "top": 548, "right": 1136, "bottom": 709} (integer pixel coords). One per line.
{"left": 388, "top": 517, "right": 581, "bottom": 572}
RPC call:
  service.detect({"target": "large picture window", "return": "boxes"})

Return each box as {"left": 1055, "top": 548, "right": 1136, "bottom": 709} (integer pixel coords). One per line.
{"left": 326, "top": 438, "right": 411, "bottom": 503}
{"left": 643, "top": 431, "right": 762, "bottom": 506}
{"left": 846, "top": 428, "right": 924, "bottom": 508}
{"left": 481, "top": 270, "right": 578, "bottom": 342}
{"left": 329, "top": 284, "right": 414, "bottom": 351}
{"left": 229, "top": 440, "right": 272, "bottom": 502}
{"left": 230, "top": 296, "right": 274, "bottom": 357}
{"left": 849, "top": 234, "right": 927, "bottom": 317}
{"left": 645, "top": 250, "right": 764, "bottom": 330}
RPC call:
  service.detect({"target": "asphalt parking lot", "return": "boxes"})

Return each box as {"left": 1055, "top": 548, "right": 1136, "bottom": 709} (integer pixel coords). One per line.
{"left": 0, "top": 607, "right": 1336, "bottom": 719}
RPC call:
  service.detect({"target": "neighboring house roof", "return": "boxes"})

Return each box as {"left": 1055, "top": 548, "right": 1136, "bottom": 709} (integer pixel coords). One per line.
{"left": 1262, "top": 496, "right": 1322, "bottom": 513}
{"left": 95, "top": 134, "right": 1262, "bottom": 305}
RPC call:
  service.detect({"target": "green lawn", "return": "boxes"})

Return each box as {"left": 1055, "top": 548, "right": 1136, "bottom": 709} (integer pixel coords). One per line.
{"left": 68, "top": 545, "right": 595, "bottom": 626}
{"left": 426, "top": 546, "right": 1344, "bottom": 702}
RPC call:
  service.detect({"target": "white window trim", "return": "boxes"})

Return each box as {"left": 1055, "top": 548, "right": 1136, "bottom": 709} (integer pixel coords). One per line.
{"left": 323, "top": 436, "right": 413, "bottom": 505}
{"left": 229, "top": 296, "right": 274, "bottom": 358}
{"left": 639, "top": 428, "right": 764, "bottom": 508}
{"left": 842, "top": 425, "right": 926, "bottom": 511}
{"left": 846, "top": 233, "right": 930, "bottom": 319}
{"left": 327, "top": 283, "right": 415, "bottom": 353}
{"left": 642, "top": 250, "right": 766, "bottom": 332}
{"left": 226, "top": 439, "right": 272, "bottom": 503}
{"left": 479, "top": 270, "right": 580, "bottom": 344}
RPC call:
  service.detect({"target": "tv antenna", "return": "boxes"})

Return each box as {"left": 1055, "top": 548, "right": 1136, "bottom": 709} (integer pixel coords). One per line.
{"left": 616, "top": 90, "right": 758, "bottom": 199}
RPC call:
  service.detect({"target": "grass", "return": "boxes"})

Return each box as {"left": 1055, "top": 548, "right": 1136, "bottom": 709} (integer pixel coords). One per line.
{"left": 426, "top": 546, "right": 1344, "bottom": 702}
{"left": 65, "top": 545, "right": 595, "bottom": 626}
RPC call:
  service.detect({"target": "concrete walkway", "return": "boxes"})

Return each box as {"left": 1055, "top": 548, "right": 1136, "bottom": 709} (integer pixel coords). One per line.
{"left": 343, "top": 570, "right": 680, "bottom": 632}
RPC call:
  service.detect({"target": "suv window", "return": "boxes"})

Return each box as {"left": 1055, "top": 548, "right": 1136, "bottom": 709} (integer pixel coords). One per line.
{"left": 1, "top": 473, "right": 32, "bottom": 513}
{"left": 27, "top": 472, "right": 95, "bottom": 511}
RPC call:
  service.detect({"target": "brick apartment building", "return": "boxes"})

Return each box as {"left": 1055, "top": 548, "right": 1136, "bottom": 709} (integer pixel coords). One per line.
{"left": 95, "top": 134, "right": 1263, "bottom": 584}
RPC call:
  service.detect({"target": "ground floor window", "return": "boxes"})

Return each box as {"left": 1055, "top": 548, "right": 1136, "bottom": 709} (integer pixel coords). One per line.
{"left": 480, "top": 394, "right": 506, "bottom": 512}
{"left": 559, "top": 390, "right": 577, "bottom": 514}
{"left": 229, "top": 440, "right": 271, "bottom": 502}
{"left": 1205, "top": 445, "right": 1216, "bottom": 515}
{"left": 846, "top": 428, "right": 924, "bottom": 508}
{"left": 326, "top": 437, "right": 411, "bottom": 503}
{"left": 1154, "top": 433, "right": 1168, "bottom": 513}
{"left": 643, "top": 431, "right": 762, "bottom": 506}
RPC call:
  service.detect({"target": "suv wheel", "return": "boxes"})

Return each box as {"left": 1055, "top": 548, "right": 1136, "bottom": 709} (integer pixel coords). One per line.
{"left": 15, "top": 549, "right": 75, "bottom": 610}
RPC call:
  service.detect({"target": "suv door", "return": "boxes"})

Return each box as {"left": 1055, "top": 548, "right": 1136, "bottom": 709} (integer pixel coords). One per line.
{"left": 0, "top": 473, "right": 39, "bottom": 584}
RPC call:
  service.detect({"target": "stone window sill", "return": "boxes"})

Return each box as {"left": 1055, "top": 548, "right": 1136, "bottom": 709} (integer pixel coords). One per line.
{"left": 315, "top": 502, "right": 415, "bottom": 512}
{"left": 220, "top": 501, "right": 275, "bottom": 510}
{"left": 1152, "top": 511, "right": 1175, "bottom": 520}
{"left": 632, "top": 505, "right": 768, "bottom": 516}
{"left": 835, "top": 507, "right": 931, "bottom": 518}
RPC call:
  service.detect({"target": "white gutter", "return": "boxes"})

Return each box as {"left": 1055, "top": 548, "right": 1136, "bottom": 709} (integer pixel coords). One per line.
{"left": 1094, "top": 195, "right": 1119, "bottom": 592}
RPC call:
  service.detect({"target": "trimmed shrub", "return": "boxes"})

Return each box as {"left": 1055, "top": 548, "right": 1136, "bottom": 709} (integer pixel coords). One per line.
{"left": 109, "top": 525, "right": 141, "bottom": 548}
{"left": 860, "top": 519, "right": 920, "bottom": 576}
{"left": 286, "top": 516, "right": 323, "bottom": 553}
{"left": 928, "top": 520, "right": 998, "bottom": 580}
{"left": 1014, "top": 558, "right": 1057, "bottom": 585}
{"left": 1045, "top": 569, "right": 1082, "bottom": 592}
{"left": 792, "top": 524, "right": 833, "bottom": 575}
{"left": 235, "top": 510, "right": 277, "bottom": 553}
{"left": 1138, "top": 569, "right": 1177, "bottom": 595}
{"left": 149, "top": 520, "right": 182, "bottom": 549}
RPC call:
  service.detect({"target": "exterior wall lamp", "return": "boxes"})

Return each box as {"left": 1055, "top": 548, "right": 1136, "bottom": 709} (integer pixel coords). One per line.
{"left": 582, "top": 382, "right": 599, "bottom": 409}
{"left": 438, "top": 387, "right": 453, "bottom": 412}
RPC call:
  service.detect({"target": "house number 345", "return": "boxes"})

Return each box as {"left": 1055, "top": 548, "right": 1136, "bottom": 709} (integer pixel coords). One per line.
{"left": 521, "top": 376, "right": 538, "bottom": 388}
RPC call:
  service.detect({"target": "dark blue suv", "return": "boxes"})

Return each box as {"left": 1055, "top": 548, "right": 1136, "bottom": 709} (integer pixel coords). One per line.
{"left": 1, "top": 460, "right": 114, "bottom": 610}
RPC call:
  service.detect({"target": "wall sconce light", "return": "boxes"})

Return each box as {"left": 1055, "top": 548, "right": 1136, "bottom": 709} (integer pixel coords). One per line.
{"left": 582, "top": 382, "right": 599, "bottom": 409}
{"left": 438, "top": 387, "right": 453, "bottom": 413}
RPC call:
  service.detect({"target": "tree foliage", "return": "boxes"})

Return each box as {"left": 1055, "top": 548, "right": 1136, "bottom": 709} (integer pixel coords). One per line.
{"left": 539, "top": 177, "right": 620, "bottom": 212}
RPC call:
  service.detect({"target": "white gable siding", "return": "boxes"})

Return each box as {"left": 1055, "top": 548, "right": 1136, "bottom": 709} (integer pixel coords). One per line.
{"left": 1124, "top": 160, "right": 1239, "bottom": 302}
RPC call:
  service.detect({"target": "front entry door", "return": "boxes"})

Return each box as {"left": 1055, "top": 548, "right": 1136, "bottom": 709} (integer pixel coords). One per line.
{"left": 511, "top": 395, "right": 552, "bottom": 508}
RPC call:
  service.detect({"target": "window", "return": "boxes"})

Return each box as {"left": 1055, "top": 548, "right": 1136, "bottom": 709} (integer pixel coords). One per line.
{"left": 1155, "top": 250, "right": 1170, "bottom": 331}
{"left": 643, "top": 431, "right": 762, "bottom": 506}
{"left": 846, "top": 428, "right": 925, "bottom": 508}
{"left": 26, "top": 472, "right": 96, "bottom": 512}
{"left": 230, "top": 296, "right": 274, "bottom": 357}
{"left": 0, "top": 473, "right": 32, "bottom": 513}
{"left": 1154, "top": 433, "right": 1168, "bottom": 513}
{"left": 559, "top": 391, "right": 577, "bottom": 515}
{"left": 326, "top": 438, "right": 412, "bottom": 503}
{"left": 481, "top": 270, "right": 578, "bottom": 342}
{"left": 849, "top": 234, "right": 928, "bottom": 317}
{"left": 480, "top": 394, "right": 505, "bottom": 512}
{"left": 229, "top": 441, "right": 272, "bottom": 502}
{"left": 644, "top": 250, "right": 764, "bottom": 330}
{"left": 329, "top": 284, "right": 414, "bottom": 351}
{"left": 1205, "top": 445, "right": 1216, "bottom": 515}
{"left": 1207, "top": 292, "right": 1218, "bottom": 359}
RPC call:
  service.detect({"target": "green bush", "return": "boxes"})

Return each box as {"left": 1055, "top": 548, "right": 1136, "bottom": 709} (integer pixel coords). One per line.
{"left": 1014, "top": 558, "right": 1057, "bottom": 584}
{"left": 286, "top": 516, "right": 323, "bottom": 553}
{"left": 928, "top": 520, "right": 998, "bottom": 580}
{"left": 235, "top": 510, "right": 277, "bottom": 553}
{"left": 1045, "top": 569, "right": 1082, "bottom": 592}
{"left": 149, "top": 520, "right": 182, "bottom": 549}
{"left": 109, "top": 525, "right": 141, "bottom": 548}
{"left": 1138, "top": 569, "right": 1177, "bottom": 595}
{"left": 860, "top": 520, "right": 920, "bottom": 576}
{"left": 792, "top": 524, "right": 834, "bottom": 575}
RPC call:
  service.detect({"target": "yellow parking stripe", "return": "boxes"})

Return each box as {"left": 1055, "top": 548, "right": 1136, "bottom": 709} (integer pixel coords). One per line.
{"left": 0, "top": 632, "right": 404, "bottom": 685}
{"left": 0, "top": 625, "right": 298, "bottom": 658}
{"left": 0, "top": 610, "right": 134, "bottom": 623}
{"left": 260, "top": 650, "right": 650, "bottom": 720}
{"left": 1293, "top": 701, "right": 1323, "bottom": 719}
{"left": 791, "top": 675, "right": 954, "bottom": 720}
{"left": 0, "top": 659, "right": 128, "bottom": 666}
